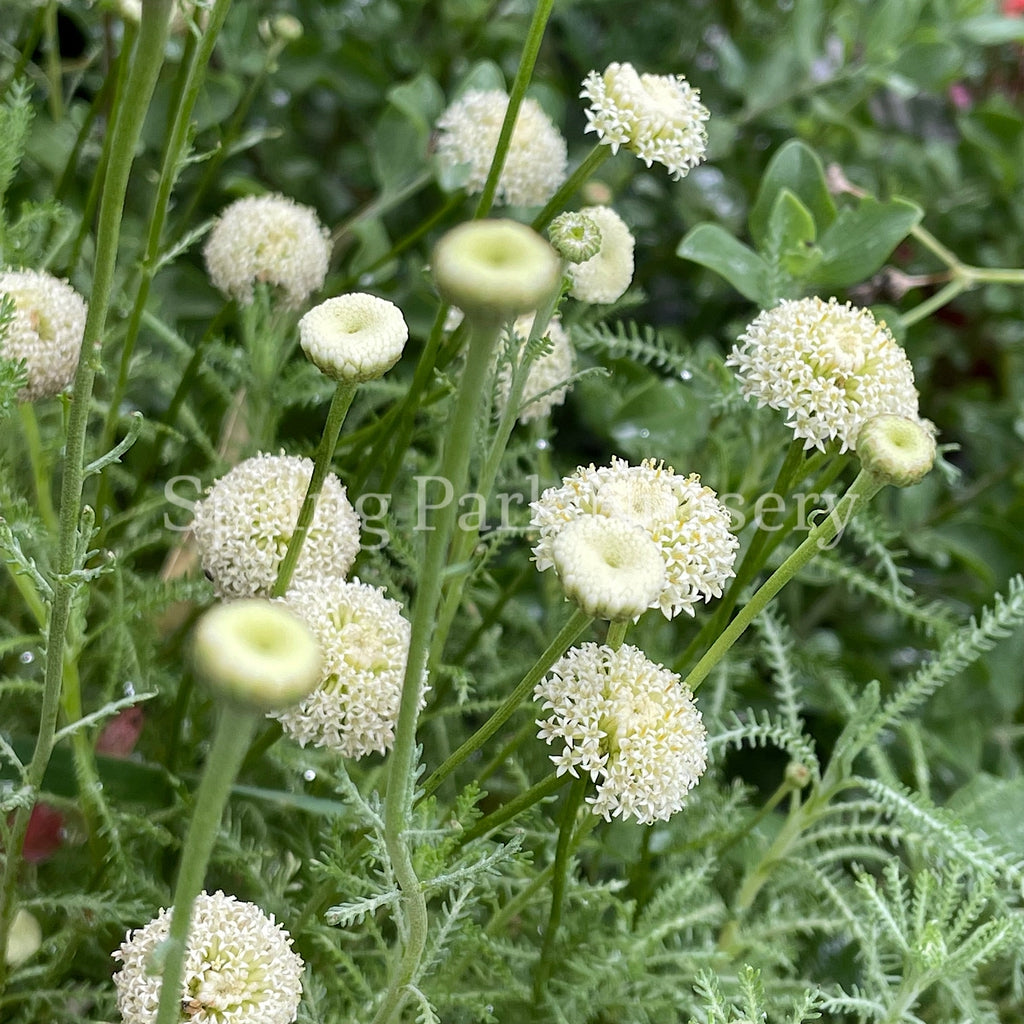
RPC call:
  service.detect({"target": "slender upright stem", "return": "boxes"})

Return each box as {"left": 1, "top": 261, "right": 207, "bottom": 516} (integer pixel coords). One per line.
{"left": 685, "top": 470, "right": 882, "bottom": 693}
{"left": 531, "top": 146, "right": 610, "bottom": 232}
{"left": 420, "top": 607, "right": 592, "bottom": 800}
{"left": 153, "top": 704, "right": 260, "bottom": 1024}
{"left": 18, "top": 403, "right": 57, "bottom": 535}
{"left": 0, "top": 0, "right": 173, "bottom": 991}
{"left": 473, "top": 0, "right": 556, "bottom": 218}
{"left": 371, "top": 317, "right": 504, "bottom": 1024}
{"left": 458, "top": 773, "right": 568, "bottom": 847}
{"left": 271, "top": 382, "right": 357, "bottom": 597}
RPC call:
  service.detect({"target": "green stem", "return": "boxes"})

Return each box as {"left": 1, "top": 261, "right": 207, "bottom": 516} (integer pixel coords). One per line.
{"left": 899, "top": 278, "right": 967, "bottom": 330}
{"left": 675, "top": 439, "right": 808, "bottom": 674}
{"left": 271, "top": 382, "right": 356, "bottom": 598}
{"left": 420, "top": 607, "right": 592, "bottom": 801}
{"left": 153, "top": 703, "right": 260, "bottom": 1024}
{"left": 685, "top": 470, "right": 882, "bottom": 694}
{"left": 473, "top": 0, "right": 555, "bottom": 219}
{"left": 371, "top": 316, "right": 504, "bottom": 1024}
{"left": 17, "top": 403, "right": 57, "bottom": 535}
{"left": 97, "top": 0, "right": 235, "bottom": 473}
{"left": 531, "top": 145, "right": 610, "bottom": 232}
{"left": 533, "top": 776, "right": 587, "bottom": 1005}
{"left": 0, "top": 0, "right": 173, "bottom": 992}
{"left": 332, "top": 170, "right": 433, "bottom": 248}
{"left": 43, "top": 0, "right": 63, "bottom": 122}
{"left": 604, "top": 619, "right": 629, "bottom": 650}
{"left": 458, "top": 772, "right": 568, "bottom": 847}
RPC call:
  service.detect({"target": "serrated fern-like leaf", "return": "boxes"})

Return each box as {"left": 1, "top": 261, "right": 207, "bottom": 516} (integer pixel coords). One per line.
{"left": 752, "top": 605, "right": 808, "bottom": 738}
{"left": 709, "top": 706, "right": 818, "bottom": 775}
{"left": 572, "top": 318, "right": 700, "bottom": 378}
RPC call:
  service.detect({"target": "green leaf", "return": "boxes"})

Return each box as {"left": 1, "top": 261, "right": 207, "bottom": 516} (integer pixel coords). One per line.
{"left": 386, "top": 72, "right": 445, "bottom": 145}
{"left": 749, "top": 140, "right": 836, "bottom": 246}
{"left": 812, "top": 196, "right": 922, "bottom": 289}
{"left": 676, "top": 224, "right": 771, "bottom": 304}
{"left": 863, "top": 0, "right": 925, "bottom": 61}
{"left": 960, "top": 14, "right": 1024, "bottom": 45}
{"left": 765, "top": 188, "right": 821, "bottom": 280}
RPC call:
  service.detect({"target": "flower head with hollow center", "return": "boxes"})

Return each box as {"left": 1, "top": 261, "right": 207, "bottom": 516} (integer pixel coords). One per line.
{"left": 435, "top": 90, "right": 568, "bottom": 207}
{"left": 727, "top": 296, "right": 921, "bottom": 452}
{"left": 0, "top": 269, "right": 87, "bottom": 401}
{"left": 496, "top": 312, "right": 574, "bottom": 424}
{"left": 580, "top": 62, "right": 709, "bottom": 180}
{"left": 112, "top": 890, "right": 304, "bottom": 1024}
{"left": 565, "top": 205, "right": 635, "bottom": 304}
{"left": 273, "top": 576, "right": 417, "bottom": 758}
{"left": 551, "top": 516, "right": 665, "bottom": 621}
{"left": 191, "top": 453, "right": 360, "bottom": 599}
{"left": 548, "top": 211, "right": 602, "bottom": 263}
{"left": 193, "top": 600, "right": 322, "bottom": 711}
{"left": 299, "top": 293, "right": 408, "bottom": 382}
{"left": 531, "top": 457, "right": 738, "bottom": 619}
{"left": 203, "top": 194, "right": 330, "bottom": 309}
{"left": 432, "top": 219, "right": 561, "bottom": 323}
{"left": 857, "top": 413, "right": 937, "bottom": 487}
{"left": 535, "top": 643, "right": 707, "bottom": 824}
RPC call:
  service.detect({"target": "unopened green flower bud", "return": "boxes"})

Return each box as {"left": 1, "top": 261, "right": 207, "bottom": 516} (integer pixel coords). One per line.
{"left": 193, "top": 600, "right": 322, "bottom": 711}
{"left": 784, "top": 761, "right": 812, "bottom": 789}
{"left": 548, "top": 212, "right": 602, "bottom": 263}
{"left": 856, "top": 414, "right": 936, "bottom": 488}
{"left": 432, "top": 219, "right": 561, "bottom": 323}
{"left": 259, "top": 13, "right": 303, "bottom": 45}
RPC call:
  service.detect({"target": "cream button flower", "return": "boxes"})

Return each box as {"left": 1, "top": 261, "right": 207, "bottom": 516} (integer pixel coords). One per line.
{"left": 550, "top": 515, "right": 665, "bottom": 621}
{"left": 580, "top": 62, "right": 710, "bottom": 180}
{"left": 857, "top": 414, "right": 936, "bottom": 487}
{"left": 565, "top": 205, "right": 635, "bottom": 304}
{"left": 203, "top": 193, "right": 330, "bottom": 309}
{"left": 299, "top": 293, "right": 408, "bottom": 382}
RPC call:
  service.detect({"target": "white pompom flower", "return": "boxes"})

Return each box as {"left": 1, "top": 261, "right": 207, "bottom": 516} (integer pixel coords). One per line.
{"left": 203, "top": 194, "right": 330, "bottom": 309}
{"left": 580, "top": 62, "right": 709, "bottom": 180}
{"left": 112, "top": 890, "right": 304, "bottom": 1024}
{"left": 435, "top": 89, "right": 568, "bottom": 207}
{"left": 299, "top": 293, "right": 408, "bottom": 383}
{"left": 726, "top": 296, "right": 921, "bottom": 453}
{"left": 273, "top": 576, "right": 417, "bottom": 759}
{"left": 191, "top": 453, "right": 360, "bottom": 599}
{"left": 0, "top": 269, "right": 87, "bottom": 401}
{"left": 531, "top": 456, "right": 738, "bottom": 620}
{"left": 535, "top": 643, "right": 708, "bottom": 824}
{"left": 565, "top": 205, "right": 635, "bottom": 304}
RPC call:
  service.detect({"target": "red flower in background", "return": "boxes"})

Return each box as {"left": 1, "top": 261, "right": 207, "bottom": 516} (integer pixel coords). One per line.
{"left": 21, "top": 804, "right": 65, "bottom": 864}
{"left": 96, "top": 705, "right": 145, "bottom": 757}
{"left": 1005, "top": 0, "right": 1024, "bottom": 16}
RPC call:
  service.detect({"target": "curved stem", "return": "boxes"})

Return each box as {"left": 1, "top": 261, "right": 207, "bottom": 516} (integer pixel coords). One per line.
{"left": 685, "top": 470, "right": 883, "bottom": 693}
{"left": 473, "top": 0, "right": 555, "bottom": 218}
{"left": 531, "top": 145, "right": 610, "bottom": 232}
{"left": 420, "top": 607, "right": 592, "bottom": 801}
{"left": 458, "top": 773, "right": 568, "bottom": 847}
{"left": 371, "top": 317, "right": 504, "bottom": 1024}
{"left": 271, "top": 382, "right": 357, "bottom": 597}
{"left": 153, "top": 704, "right": 260, "bottom": 1024}
{"left": 0, "top": 0, "right": 173, "bottom": 991}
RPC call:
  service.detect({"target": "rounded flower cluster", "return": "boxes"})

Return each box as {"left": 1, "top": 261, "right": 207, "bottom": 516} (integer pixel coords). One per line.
{"left": 112, "top": 890, "right": 304, "bottom": 1024}
{"left": 535, "top": 643, "right": 708, "bottom": 824}
{"left": 551, "top": 516, "right": 665, "bottom": 621}
{"left": 531, "top": 457, "right": 738, "bottom": 619}
{"left": 191, "top": 454, "right": 360, "bottom": 599}
{"left": 203, "top": 194, "right": 330, "bottom": 309}
{"left": 0, "top": 269, "right": 87, "bottom": 401}
{"left": 565, "top": 205, "right": 634, "bottom": 304}
{"left": 274, "top": 576, "right": 414, "bottom": 759}
{"left": 580, "top": 62, "right": 709, "bottom": 180}
{"left": 299, "top": 293, "right": 408, "bottom": 383}
{"left": 435, "top": 89, "right": 568, "bottom": 207}
{"left": 727, "top": 296, "right": 921, "bottom": 452}
{"left": 497, "top": 312, "right": 574, "bottom": 423}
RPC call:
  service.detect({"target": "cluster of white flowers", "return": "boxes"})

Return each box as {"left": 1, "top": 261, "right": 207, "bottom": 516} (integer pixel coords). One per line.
{"left": 580, "top": 62, "right": 709, "bottom": 180}
{"left": 565, "top": 205, "right": 635, "bottom": 304}
{"left": 112, "top": 890, "right": 304, "bottom": 1024}
{"left": 299, "top": 292, "right": 408, "bottom": 383}
{"left": 496, "top": 312, "right": 574, "bottom": 423}
{"left": 532, "top": 457, "right": 738, "bottom": 619}
{"left": 435, "top": 89, "right": 568, "bottom": 207}
{"left": 727, "top": 296, "right": 921, "bottom": 452}
{"left": 274, "top": 576, "right": 415, "bottom": 758}
{"left": 535, "top": 643, "right": 707, "bottom": 824}
{"left": 203, "top": 194, "right": 330, "bottom": 309}
{"left": 0, "top": 269, "right": 88, "bottom": 401}
{"left": 190, "top": 453, "right": 360, "bottom": 599}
